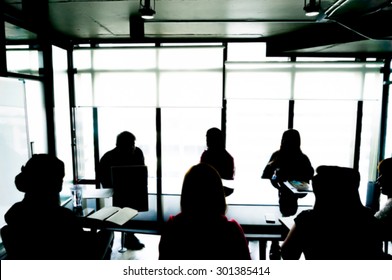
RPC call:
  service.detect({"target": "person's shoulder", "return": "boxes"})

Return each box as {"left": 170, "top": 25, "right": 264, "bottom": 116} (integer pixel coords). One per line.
{"left": 294, "top": 209, "right": 315, "bottom": 223}
{"left": 3, "top": 201, "right": 24, "bottom": 223}
{"left": 224, "top": 149, "right": 234, "bottom": 159}
{"left": 100, "top": 148, "right": 116, "bottom": 161}
{"left": 376, "top": 199, "right": 392, "bottom": 217}
{"left": 225, "top": 216, "right": 244, "bottom": 229}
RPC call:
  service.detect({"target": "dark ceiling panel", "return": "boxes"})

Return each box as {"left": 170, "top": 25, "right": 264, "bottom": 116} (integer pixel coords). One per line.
{"left": 2, "top": 0, "right": 392, "bottom": 55}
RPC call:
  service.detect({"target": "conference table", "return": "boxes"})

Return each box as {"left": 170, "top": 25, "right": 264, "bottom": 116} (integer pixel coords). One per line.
{"left": 62, "top": 187, "right": 311, "bottom": 259}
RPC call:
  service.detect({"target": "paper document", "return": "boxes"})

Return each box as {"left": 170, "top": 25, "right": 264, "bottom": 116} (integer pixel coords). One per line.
{"left": 88, "top": 206, "right": 138, "bottom": 226}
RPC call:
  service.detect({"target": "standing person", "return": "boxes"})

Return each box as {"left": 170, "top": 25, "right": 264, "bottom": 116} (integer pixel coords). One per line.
{"left": 2, "top": 154, "right": 113, "bottom": 260}
{"left": 159, "top": 163, "right": 251, "bottom": 260}
{"left": 375, "top": 157, "right": 392, "bottom": 239}
{"left": 261, "top": 129, "right": 314, "bottom": 217}
{"left": 200, "top": 127, "right": 235, "bottom": 196}
{"left": 281, "top": 166, "right": 386, "bottom": 260}
{"left": 98, "top": 131, "right": 145, "bottom": 250}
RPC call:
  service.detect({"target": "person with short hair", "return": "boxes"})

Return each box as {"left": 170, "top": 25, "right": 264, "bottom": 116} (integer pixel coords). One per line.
{"left": 281, "top": 165, "right": 386, "bottom": 260}
{"left": 3, "top": 154, "right": 113, "bottom": 260}
{"left": 200, "top": 127, "right": 235, "bottom": 196}
{"left": 98, "top": 131, "right": 145, "bottom": 250}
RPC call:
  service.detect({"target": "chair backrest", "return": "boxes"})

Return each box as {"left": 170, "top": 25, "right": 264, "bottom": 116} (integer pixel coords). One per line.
{"left": 1, "top": 225, "right": 13, "bottom": 259}
{"left": 111, "top": 165, "right": 148, "bottom": 211}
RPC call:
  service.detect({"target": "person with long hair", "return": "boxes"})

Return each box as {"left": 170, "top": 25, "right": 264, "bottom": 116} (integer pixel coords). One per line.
{"left": 375, "top": 158, "right": 392, "bottom": 239}
{"left": 158, "top": 163, "right": 250, "bottom": 260}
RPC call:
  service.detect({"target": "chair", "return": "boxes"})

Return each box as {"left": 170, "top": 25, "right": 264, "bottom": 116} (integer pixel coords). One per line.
{"left": 111, "top": 165, "right": 148, "bottom": 211}
{"left": 1, "top": 225, "right": 15, "bottom": 259}
{"left": 111, "top": 165, "right": 149, "bottom": 251}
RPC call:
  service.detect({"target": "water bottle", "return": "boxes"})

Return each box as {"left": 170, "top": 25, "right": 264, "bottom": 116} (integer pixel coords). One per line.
{"left": 70, "top": 185, "right": 83, "bottom": 208}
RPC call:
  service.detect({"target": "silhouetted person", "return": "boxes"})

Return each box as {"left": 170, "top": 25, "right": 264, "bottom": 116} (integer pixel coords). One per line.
{"left": 375, "top": 158, "right": 392, "bottom": 240}
{"left": 159, "top": 163, "right": 251, "bottom": 260}
{"left": 262, "top": 129, "right": 314, "bottom": 217}
{"left": 2, "top": 154, "right": 113, "bottom": 260}
{"left": 98, "top": 131, "right": 145, "bottom": 250}
{"left": 281, "top": 166, "right": 386, "bottom": 260}
{"left": 200, "top": 127, "right": 235, "bottom": 196}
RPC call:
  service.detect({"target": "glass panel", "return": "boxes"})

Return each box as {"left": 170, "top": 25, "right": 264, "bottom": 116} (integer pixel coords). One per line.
{"left": 6, "top": 49, "right": 40, "bottom": 76}
{"left": 227, "top": 43, "right": 287, "bottom": 62}
{"left": 24, "top": 80, "right": 47, "bottom": 154}
{"left": 226, "top": 99, "right": 290, "bottom": 205}
{"left": 385, "top": 83, "right": 392, "bottom": 158}
{"left": 53, "top": 46, "right": 73, "bottom": 182}
{"left": 294, "top": 69, "right": 361, "bottom": 100}
{"left": 75, "top": 107, "right": 95, "bottom": 180}
{"left": 161, "top": 108, "right": 221, "bottom": 194}
{"left": 294, "top": 100, "right": 358, "bottom": 169}
{"left": 158, "top": 47, "right": 223, "bottom": 70}
{"left": 97, "top": 108, "right": 157, "bottom": 193}
{"left": 93, "top": 72, "right": 157, "bottom": 107}
{"left": 359, "top": 101, "right": 382, "bottom": 201}
{"left": 363, "top": 64, "right": 384, "bottom": 100}
{"left": 159, "top": 71, "right": 222, "bottom": 107}
{"left": 92, "top": 48, "right": 156, "bottom": 70}
{"left": 225, "top": 63, "right": 292, "bottom": 99}
{"left": 73, "top": 49, "right": 92, "bottom": 70}
{"left": 0, "top": 77, "right": 29, "bottom": 227}
{"left": 74, "top": 73, "right": 93, "bottom": 106}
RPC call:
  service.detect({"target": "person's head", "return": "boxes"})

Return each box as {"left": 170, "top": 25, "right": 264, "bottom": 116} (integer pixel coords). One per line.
{"left": 116, "top": 131, "right": 136, "bottom": 153}
{"left": 180, "top": 163, "right": 226, "bottom": 216}
{"left": 206, "top": 127, "right": 224, "bottom": 150}
{"left": 280, "top": 129, "right": 301, "bottom": 152}
{"left": 14, "top": 154, "right": 65, "bottom": 195}
{"left": 377, "top": 158, "right": 392, "bottom": 197}
{"left": 312, "top": 165, "right": 361, "bottom": 211}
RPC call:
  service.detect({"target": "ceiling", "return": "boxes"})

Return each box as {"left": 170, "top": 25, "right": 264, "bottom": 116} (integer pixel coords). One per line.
{"left": 2, "top": 0, "right": 392, "bottom": 57}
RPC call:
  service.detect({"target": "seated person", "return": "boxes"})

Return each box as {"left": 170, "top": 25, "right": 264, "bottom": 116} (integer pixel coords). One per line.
{"left": 375, "top": 158, "right": 392, "bottom": 239}
{"left": 2, "top": 154, "right": 113, "bottom": 260}
{"left": 158, "top": 163, "right": 251, "bottom": 260}
{"left": 281, "top": 165, "right": 386, "bottom": 260}
{"left": 200, "top": 127, "right": 235, "bottom": 196}
{"left": 98, "top": 131, "right": 145, "bottom": 250}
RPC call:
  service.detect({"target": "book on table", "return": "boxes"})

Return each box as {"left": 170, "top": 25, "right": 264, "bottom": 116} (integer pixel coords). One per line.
{"left": 87, "top": 206, "right": 138, "bottom": 226}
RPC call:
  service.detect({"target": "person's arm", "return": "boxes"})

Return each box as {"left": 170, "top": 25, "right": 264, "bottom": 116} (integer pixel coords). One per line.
{"left": 134, "top": 147, "right": 145, "bottom": 165}
{"left": 281, "top": 223, "right": 303, "bottom": 260}
{"left": 261, "top": 153, "right": 278, "bottom": 179}
{"left": 302, "top": 155, "right": 314, "bottom": 182}
{"left": 97, "top": 154, "right": 112, "bottom": 188}
{"left": 158, "top": 216, "right": 175, "bottom": 260}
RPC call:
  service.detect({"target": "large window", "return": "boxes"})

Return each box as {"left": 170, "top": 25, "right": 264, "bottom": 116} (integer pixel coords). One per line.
{"left": 71, "top": 43, "right": 384, "bottom": 207}
{"left": 225, "top": 55, "right": 383, "bottom": 205}
{"left": 73, "top": 45, "right": 224, "bottom": 196}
